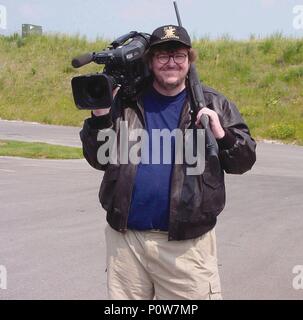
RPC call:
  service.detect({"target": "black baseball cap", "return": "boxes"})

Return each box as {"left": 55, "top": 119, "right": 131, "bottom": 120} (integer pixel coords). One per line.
{"left": 149, "top": 25, "right": 192, "bottom": 48}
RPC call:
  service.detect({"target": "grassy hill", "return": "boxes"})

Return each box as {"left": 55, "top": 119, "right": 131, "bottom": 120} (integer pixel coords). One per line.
{"left": 0, "top": 33, "right": 302, "bottom": 145}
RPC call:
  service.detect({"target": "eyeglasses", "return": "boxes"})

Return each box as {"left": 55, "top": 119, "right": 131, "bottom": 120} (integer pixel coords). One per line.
{"left": 155, "top": 53, "right": 188, "bottom": 64}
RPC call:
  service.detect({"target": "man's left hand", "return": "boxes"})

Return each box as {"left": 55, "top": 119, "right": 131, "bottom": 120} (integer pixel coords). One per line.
{"left": 195, "top": 107, "right": 225, "bottom": 139}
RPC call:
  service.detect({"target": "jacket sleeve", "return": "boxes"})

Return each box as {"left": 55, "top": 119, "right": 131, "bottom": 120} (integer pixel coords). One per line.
{"left": 216, "top": 98, "right": 257, "bottom": 174}
{"left": 79, "top": 112, "right": 113, "bottom": 171}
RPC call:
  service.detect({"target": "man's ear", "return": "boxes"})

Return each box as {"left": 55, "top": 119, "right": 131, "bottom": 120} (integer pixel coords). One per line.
{"left": 187, "top": 63, "right": 191, "bottom": 74}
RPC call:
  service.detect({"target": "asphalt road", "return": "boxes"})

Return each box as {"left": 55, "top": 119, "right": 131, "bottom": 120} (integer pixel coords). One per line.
{"left": 0, "top": 120, "right": 303, "bottom": 300}
{"left": 0, "top": 119, "right": 81, "bottom": 147}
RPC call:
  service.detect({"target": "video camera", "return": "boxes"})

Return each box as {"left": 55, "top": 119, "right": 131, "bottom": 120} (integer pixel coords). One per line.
{"left": 71, "top": 31, "right": 150, "bottom": 110}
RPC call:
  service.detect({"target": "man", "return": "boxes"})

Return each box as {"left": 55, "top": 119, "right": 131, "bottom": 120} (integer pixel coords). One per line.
{"left": 80, "top": 25, "right": 256, "bottom": 300}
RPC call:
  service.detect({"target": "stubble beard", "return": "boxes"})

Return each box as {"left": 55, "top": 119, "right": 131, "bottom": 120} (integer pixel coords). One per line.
{"left": 154, "top": 74, "right": 187, "bottom": 91}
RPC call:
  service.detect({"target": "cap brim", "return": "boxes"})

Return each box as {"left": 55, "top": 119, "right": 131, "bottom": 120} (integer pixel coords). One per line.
{"left": 149, "top": 38, "right": 191, "bottom": 48}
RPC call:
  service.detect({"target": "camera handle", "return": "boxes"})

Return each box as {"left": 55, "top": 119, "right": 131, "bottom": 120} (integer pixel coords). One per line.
{"left": 72, "top": 31, "right": 144, "bottom": 69}
{"left": 111, "top": 31, "right": 138, "bottom": 48}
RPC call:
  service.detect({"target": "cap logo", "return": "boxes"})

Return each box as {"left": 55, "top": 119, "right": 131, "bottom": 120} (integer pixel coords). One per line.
{"left": 161, "top": 26, "right": 179, "bottom": 40}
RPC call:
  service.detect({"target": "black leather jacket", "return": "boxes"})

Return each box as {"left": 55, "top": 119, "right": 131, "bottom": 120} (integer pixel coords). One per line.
{"left": 80, "top": 84, "right": 256, "bottom": 240}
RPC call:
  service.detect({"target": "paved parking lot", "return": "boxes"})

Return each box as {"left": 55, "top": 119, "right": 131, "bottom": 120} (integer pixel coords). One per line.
{"left": 0, "top": 120, "right": 303, "bottom": 299}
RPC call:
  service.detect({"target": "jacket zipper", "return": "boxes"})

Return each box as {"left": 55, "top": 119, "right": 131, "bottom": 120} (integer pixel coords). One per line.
{"left": 120, "top": 99, "right": 146, "bottom": 232}
{"left": 167, "top": 98, "right": 191, "bottom": 239}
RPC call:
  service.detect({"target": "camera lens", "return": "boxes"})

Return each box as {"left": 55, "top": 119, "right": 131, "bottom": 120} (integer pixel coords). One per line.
{"left": 86, "top": 78, "right": 104, "bottom": 100}
{"left": 71, "top": 73, "right": 113, "bottom": 109}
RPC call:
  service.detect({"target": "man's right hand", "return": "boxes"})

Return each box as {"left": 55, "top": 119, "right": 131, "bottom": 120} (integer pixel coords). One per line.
{"left": 92, "top": 86, "right": 120, "bottom": 117}
{"left": 92, "top": 108, "right": 110, "bottom": 116}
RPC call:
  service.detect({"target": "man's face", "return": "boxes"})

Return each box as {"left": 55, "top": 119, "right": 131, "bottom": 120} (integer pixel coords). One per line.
{"left": 149, "top": 46, "right": 190, "bottom": 92}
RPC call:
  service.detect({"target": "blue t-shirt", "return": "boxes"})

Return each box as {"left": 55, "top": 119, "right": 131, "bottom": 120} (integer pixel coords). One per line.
{"left": 127, "top": 87, "right": 187, "bottom": 231}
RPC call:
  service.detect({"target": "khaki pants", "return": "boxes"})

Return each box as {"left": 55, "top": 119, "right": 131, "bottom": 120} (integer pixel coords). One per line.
{"left": 105, "top": 224, "right": 222, "bottom": 300}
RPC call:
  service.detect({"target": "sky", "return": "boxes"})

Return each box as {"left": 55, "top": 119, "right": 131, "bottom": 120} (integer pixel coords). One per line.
{"left": 1, "top": 0, "right": 303, "bottom": 41}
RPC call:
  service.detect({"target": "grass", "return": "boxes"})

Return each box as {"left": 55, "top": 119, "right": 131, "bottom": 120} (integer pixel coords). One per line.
{"left": 0, "top": 33, "right": 303, "bottom": 145}
{"left": 0, "top": 140, "right": 83, "bottom": 159}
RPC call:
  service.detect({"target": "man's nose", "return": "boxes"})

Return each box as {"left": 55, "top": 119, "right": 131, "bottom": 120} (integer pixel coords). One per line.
{"left": 167, "top": 56, "right": 177, "bottom": 66}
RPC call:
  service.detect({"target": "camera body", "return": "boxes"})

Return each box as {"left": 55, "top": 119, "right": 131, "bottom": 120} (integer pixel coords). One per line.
{"left": 71, "top": 31, "right": 150, "bottom": 110}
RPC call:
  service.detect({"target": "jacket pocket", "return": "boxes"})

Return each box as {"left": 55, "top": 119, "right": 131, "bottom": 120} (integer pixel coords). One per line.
{"left": 99, "top": 165, "right": 120, "bottom": 211}
{"left": 208, "top": 281, "right": 223, "bottom": 300}
{"left": 202, "top": 171, "right": 222, "bottom": 189}
{"left": 201, "top": 171, "right": 225, "bottom": 214}
{"left": 177, "top": 174, "right": 202, "bottom": 222}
